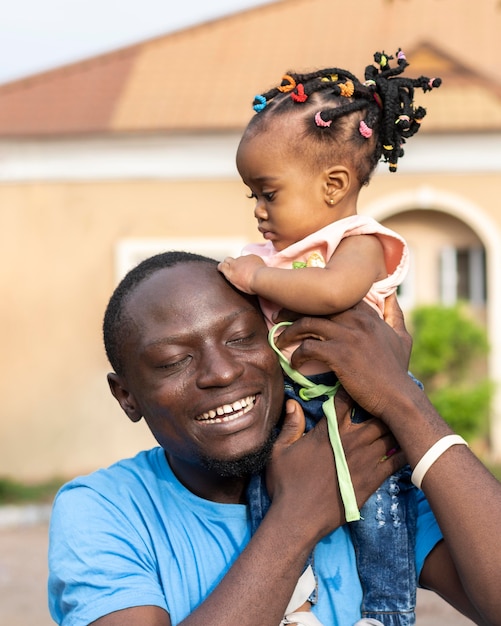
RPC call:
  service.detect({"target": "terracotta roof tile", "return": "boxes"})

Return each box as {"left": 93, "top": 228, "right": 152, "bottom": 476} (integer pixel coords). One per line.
{"left": 404, "top": 43, "right": 501, "bottom": 132}
{"left": 1, "top": 0, "right": 501, "bottom": 136}
{"left": 0, "top": 51, "right": 138, "bottom": 136}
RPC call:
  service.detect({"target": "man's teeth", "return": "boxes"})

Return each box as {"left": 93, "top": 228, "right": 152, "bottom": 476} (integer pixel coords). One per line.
{"left": 197, "top": 395, "right": 255, "bottom": 424}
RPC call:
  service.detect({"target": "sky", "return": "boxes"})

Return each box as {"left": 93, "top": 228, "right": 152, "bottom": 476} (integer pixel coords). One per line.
{"left": 0, "top": 0, "right": 274, "bottom": 85}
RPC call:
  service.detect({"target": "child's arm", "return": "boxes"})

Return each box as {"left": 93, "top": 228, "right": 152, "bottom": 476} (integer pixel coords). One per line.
{"left": 218, "top": 235, "right": 387, "bottom": 315}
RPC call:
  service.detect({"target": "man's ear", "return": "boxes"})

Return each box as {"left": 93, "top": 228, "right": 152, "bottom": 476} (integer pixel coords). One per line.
{"left": 107, "top": 373, "right": 143, "bottom": 423}
{"left": 324, "top": 165, "right": 351, "bottom": 206}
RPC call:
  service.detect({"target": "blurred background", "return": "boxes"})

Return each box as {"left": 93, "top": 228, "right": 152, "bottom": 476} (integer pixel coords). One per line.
{"left": 0, "top": 1, "right": 500, "bottom": 622}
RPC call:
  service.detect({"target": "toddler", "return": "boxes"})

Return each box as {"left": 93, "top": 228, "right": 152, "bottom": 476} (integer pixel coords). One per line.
{"left": 218, "top": 50, "right": 441, "bottom": 626}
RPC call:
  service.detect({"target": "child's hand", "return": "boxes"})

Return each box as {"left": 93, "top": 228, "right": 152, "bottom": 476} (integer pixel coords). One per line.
{"left": 217, "top": 255, "right": 265, "bottom": 294}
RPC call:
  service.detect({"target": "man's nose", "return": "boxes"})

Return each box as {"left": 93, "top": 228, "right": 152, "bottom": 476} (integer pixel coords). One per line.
{"left": 196, "top": 347, "right": 244, "bottom": 388}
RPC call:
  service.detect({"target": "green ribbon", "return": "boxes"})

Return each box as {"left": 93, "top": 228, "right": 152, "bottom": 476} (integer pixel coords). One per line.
{"left": 269, "top": 322, "right": 361, "bottom": 522}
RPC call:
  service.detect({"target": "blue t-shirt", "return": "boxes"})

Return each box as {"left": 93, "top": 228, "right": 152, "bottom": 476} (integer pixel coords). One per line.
{"left": 48, "top": 447, "right": 442, "bottom": 626}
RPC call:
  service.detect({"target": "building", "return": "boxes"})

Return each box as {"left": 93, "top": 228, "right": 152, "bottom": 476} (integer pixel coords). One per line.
{"left": 1, "top": 0, "right": 501, "bottom": 479}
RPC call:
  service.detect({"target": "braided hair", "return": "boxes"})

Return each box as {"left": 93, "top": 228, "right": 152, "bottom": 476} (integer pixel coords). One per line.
{"left": 247, "top": 49, "right": 441, "bottom": 185}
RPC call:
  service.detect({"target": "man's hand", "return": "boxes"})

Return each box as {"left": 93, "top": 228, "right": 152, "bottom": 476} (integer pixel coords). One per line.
{"left": 266, "top": 397, "right": 404, "bottom": 540}
{"left": 382, "top": 293, "right": 412, "bottom": 369}
{"left": 217, "top": 255, "right": 266, "bottom": 294}
{"left": 275, "top": 295, "right": 412, "bottom": 418}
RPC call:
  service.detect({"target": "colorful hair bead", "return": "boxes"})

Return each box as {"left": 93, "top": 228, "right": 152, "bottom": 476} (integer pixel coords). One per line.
{"left": 396, "top": 115, "right": 410, "bottom": 130}
{"left": 359, "top": 120, "right": 373, "bottom": 138}
{"left": 373, "top": 92, "right": 383, "bottom": 109}
{"left": 252, "top": 94, "right": 267, "bottom": 112}
{"left": 248, "top": 49, "right": 441, "bottom": 180}
{"left": 321, "top": 73, "right": 338, "bottom": 82}
{"left": 291, "top": 84, "right": 308, "bottom": 102}
{"left": 278, "top": 74, "right": 296, "bottom": 93}
{"left": 314, "top": 111, "right": 332, "bottom": 127}
{"left": 339, "top": 80, "right": 355, "bottom": 97}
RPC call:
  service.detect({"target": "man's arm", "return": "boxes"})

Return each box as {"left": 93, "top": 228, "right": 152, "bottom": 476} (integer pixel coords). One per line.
{"left": 90, "top": 399, "right": 402, "bottom": 626}
{"left": 277, "top": 295, "right": 501, "bottom": 624}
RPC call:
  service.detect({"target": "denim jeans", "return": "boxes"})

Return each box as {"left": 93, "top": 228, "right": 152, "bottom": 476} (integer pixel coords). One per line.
{"left": 247, "top": 372, "right": 418, "bottom": 625}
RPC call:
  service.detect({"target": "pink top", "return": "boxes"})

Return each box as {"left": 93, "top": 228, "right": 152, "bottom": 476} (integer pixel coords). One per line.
{"left": 242, "top": 215, "right": 409, "bottom": 372}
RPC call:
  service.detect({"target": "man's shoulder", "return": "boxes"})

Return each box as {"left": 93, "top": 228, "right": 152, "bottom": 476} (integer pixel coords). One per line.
{"left": 57, "top": 447, "right": 165, "bottom": 502}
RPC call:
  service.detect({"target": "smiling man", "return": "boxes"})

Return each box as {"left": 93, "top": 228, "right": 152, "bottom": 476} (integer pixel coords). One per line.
{"left": 106, "top": 252, "right": 285, "bottom": 501}
{"left": 48, "top": 251, "right": 501, "bottom": 626}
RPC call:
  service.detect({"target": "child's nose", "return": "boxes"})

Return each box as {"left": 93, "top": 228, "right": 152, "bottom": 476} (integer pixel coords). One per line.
{"left": 254, "top": 201, "right": 268, "bottom": 221}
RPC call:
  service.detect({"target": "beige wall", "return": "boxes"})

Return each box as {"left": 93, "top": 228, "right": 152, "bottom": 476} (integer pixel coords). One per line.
{"left": 0, "top": 178, "right": 255, "bottom": 481}
{"left": 1, "top": 170, "right": 500, "bottom": 480}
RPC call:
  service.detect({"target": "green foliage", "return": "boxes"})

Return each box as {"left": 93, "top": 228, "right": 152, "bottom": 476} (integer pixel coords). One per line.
{"left": 0, "top": 476, "right": 63, "bottom": 505}
{"left": 410, "top": 305, "right": 488, "bottom": 388}
{"left": 409, "top": 304, "right": 492, "bottom": 440}
{"left": 486, "top": 463, "right": 501, "bottom": 482}
{"left": 428, "top": 381, "right": 493, "bottom": 440}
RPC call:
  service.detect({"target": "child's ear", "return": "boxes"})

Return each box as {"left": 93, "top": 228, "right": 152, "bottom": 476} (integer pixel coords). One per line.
{"left": 324, "top": 165, "right": 351, "bottom": 206}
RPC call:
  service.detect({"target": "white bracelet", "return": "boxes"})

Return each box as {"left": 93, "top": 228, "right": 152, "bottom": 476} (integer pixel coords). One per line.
{"left": 411, "top": 434, "right": 469, "bottom": 489}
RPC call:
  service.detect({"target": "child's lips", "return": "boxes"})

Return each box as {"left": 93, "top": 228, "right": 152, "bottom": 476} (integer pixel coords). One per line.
{"left": 258, "top": 226, "right": 274, "bottom": 240}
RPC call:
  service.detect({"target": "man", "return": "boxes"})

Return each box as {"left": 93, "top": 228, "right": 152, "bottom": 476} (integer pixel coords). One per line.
{"left": 49, "top": 251, "right": 501, "bottom": 625}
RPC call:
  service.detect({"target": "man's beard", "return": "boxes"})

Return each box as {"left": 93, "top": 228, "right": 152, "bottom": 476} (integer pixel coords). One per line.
{"left": 200, "top": 429, "right": 278, "bottom": 478}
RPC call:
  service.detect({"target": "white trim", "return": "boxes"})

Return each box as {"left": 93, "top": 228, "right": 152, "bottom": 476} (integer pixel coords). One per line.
{"left": 114, "top": 237, "right": 247, "bottom": 283}
{"left": 0, "top": 132, "right": 500, "bottom": 182}
{"left": 440, "top": 246, "right": 457, "bottom": 306}
{"left": 0, "top": 133, "right": 243, "bottom": 182}
{"left": 375, "top": 134, "right": 501, "bottom": 175}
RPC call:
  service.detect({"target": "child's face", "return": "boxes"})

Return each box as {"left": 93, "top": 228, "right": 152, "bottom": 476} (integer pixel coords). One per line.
{"left": 236, "top": 126, "right": 337, "bottom": 251}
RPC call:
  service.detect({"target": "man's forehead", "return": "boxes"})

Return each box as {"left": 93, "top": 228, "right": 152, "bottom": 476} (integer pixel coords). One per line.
{"left": 132, "top": 262, "right": 213, "bottom": 295}
{"left": 126, "top": 262, "right": 252, "bottom": 317}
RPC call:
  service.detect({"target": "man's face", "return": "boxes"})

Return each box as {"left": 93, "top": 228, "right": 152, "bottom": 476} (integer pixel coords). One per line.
{"left": 111, "top": 263, "right": 284, "bottom": 496}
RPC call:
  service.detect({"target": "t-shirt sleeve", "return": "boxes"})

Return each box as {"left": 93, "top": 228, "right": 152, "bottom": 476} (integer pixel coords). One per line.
{"left": 48, "top": 484, "right": 168, "bottom": 626}
{"left": 415, "top": 488, "right": 443, "bottom": 582}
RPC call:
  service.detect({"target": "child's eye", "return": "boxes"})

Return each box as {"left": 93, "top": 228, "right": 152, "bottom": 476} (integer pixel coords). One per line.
{"left": 245, "top": 191, "right": 275, "bottom": 202}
